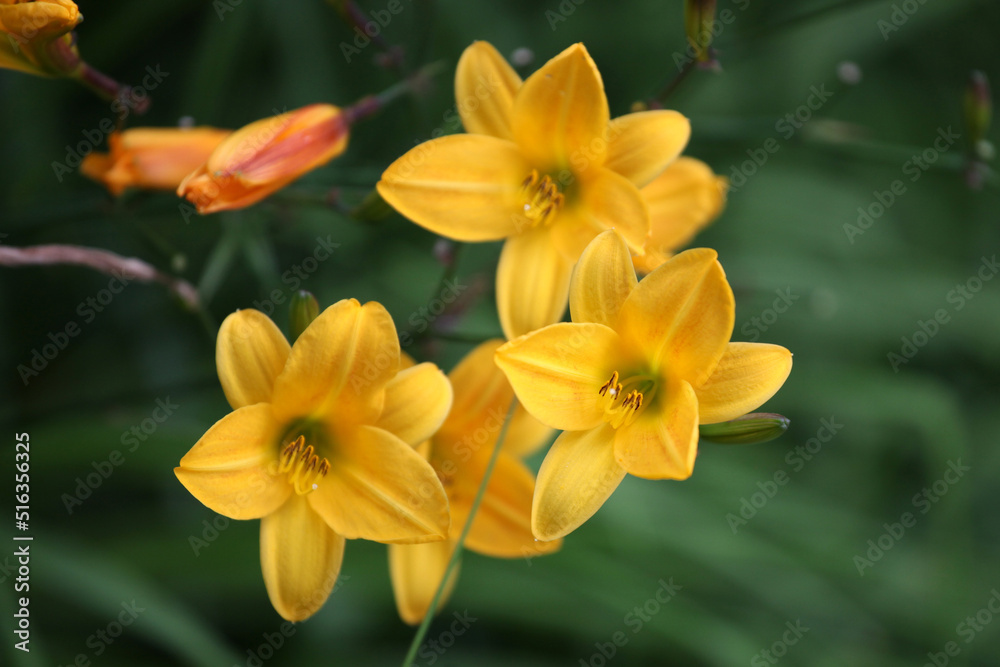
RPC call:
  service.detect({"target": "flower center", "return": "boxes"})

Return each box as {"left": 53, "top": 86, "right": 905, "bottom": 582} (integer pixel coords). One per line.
{"left": 518, "top": 169, "right": 564, "bottom": 229}
{"left": 598, "top": 371, "right": 655, "bottom": 429}
{"left": 278, "top": 435, "right": 331, "bottom": 495}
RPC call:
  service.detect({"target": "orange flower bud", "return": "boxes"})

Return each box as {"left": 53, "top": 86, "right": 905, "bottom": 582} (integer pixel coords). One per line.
{"left": 81, "top": 128, "right": 231, "bottom": 197}
{"left": 0, "top": 0, "right": 81, "bottom": 76}
{"left": 177, "top": 104, "right": 349, "bottom": 214}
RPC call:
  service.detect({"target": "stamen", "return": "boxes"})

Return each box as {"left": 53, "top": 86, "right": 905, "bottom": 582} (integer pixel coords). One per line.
{"left": 278, "top": 435, "right": 331, "bottom": 495}
{"left": 518, "top": 169, "right": 564, "bottom": 229}
{"left": 598, "top": 372, "right": 651, "bottom": 429}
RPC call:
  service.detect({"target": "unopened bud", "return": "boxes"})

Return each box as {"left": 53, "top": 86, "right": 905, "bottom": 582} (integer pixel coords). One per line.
{"left": 965, "top": 70, "right": 992, "bottom": 152}
{"left": 699, "top": 413, "right": 790, "bottom": 445}
{"left": 289, "top": 291, "right": 320, "bottom": 342}
{"left": 684, "top": 0, "right": 718, "bottom": 63}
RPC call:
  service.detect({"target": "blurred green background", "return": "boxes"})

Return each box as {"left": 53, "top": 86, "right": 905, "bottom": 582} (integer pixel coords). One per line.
{"left": 2, "top": 0, "right": 999, "bottom": 665}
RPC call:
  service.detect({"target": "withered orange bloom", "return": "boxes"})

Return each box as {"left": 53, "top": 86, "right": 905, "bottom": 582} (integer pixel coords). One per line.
{"left": 81, "top": 128, "right": 231, "bottom": 197}
{"left": 177, "top": 104, "right": 349, "bottom": 214}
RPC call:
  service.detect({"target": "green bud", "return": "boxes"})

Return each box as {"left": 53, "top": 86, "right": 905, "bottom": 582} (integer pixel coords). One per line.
{"left": 289, "top": 291, "right": 320, "bottom": 342}
{"left": 699, "top": 413, "right": 790, "bottom": 445}
{"left": 684, "top": 0, "right": 718, "bottom": 63}
{"left": 965, "top": 70, "right": 992, "bottom": 151}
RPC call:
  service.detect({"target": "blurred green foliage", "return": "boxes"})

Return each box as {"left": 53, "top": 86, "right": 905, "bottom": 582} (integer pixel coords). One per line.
{"left": 2, "top": 0, "right": 999, "bottom": 665}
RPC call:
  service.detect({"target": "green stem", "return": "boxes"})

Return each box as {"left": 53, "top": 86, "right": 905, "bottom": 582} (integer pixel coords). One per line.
{"left": 343, "top": 60, "right": 448, "bottom": 126}
{"left": 653, "top": 55, "right": 698, "bottom": 105}
{"left": 401, "top": 399, "right": 519, "bottom": 667}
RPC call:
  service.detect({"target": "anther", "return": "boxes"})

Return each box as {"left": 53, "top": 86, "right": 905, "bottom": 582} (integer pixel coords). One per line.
{"left": 279, "top": 435, "right": 330, "bottom": 495}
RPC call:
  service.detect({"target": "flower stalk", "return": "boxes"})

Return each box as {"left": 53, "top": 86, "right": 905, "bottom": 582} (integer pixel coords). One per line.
{"left": 401, "top": 399, "right": 519, "bottom": 667}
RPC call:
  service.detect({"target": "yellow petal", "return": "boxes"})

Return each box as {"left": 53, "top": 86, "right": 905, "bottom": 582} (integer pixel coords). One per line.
{"left": 495, "top": 322, "right": 619, "bottom": 432}
{"left": 569, "top": 229, "right": 637, "bottom": 328}
{"left": 377, "top": 134, "right": 532, "bottom": 241}
{"left": 531, "top": 425, "right": 625, "bottom": 541}
{"left": 511, "top": 43, "right": 610, "bottom": 170}
{"left": 174, "top": 404, "right": 290, "bottom": 519}
{"left": 502, "top": 403, "right": 555, "bottom": 459}
{"left": 462, "top": 452, "right": 562, "bottom": 558}
{"left": 552, "top": 167, "right": 650, "bottom": 261}
{"left": 216, "top": 309, "right": 290, "bottom": 410}
{"left": 271, "top": 299, "right": 399, "bottom": 425}
{"left": 497, "top": 229, "right": 574, "bottom": 340}
{"left": 260, "top": 495, "right": 345, "bottom": 622}
{"left": 436, "top": 340, "right": 510, "bottom": 447}
{"left": 634, "top": 157, "right": 728, "bottom": 274}
{"left": 455, "top": 41, "right": 522, "bottom": 140}
{"left": 696, "top": 343, "right": 793, "bottom": 424}
{"left": 603, "top": 111, "right": 691, "bottom": 188}
{"left": 618, "top": 248, "right": 734, "bottom": 387}
{"left": 388, "top": 539, "right": 459, "bottom": 626}
{"left": 376, "top": 362, "right": 453, "bottom": 446}
{"left": 614, "top": 379, "right": 699, "bottom": 480}
{"left": 308, "top": 426, "right": 449, "bottom": 543}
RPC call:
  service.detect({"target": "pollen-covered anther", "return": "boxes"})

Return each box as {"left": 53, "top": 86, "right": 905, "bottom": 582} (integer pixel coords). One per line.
{"left": 598, "top": 372, "right": 647, "bottom": 429}
{"left": 519, "top": 169, "right": 564, "bottom": 228}
{"left": 279, "top": 435, "right": 331, "bottom": 495}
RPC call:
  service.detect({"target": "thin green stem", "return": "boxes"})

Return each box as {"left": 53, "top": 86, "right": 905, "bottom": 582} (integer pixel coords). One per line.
{"left": 401, "top": 399, "right": 519, "bottom": 667}
{"left": 343, "top": 60, "right": 448, "bottom": 126}
{"left": 653, "top": 56, "right": 698, "bottom": 105}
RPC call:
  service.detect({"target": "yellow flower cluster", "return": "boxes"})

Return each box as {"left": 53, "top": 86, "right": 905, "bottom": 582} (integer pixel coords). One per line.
{"left": 159, "top": 41, "right": 789, "bottom": 624}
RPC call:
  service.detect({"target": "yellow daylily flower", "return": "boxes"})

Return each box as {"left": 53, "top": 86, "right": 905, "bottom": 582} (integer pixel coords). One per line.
{"left": 495, "top": 231, "right": 792, "bottom": 541}
{"left": 0, "top": 0, "right": 80, "bottom": 77}
{"left": 81, "top": 127, "right": 231, "bottom": 197}
{"left": 377, "top": 40, "right": 692, "bottom": 339}
{"left": 175, "top": 300, "right": 453, "bottom": 622}
{"left": 633, "top": 157, "right": 729, "bottom": 274}
{"left": 178, "top": 104, "right": 349, "bottom": 214}
{"left": 389, "top": 341, "right": 560, "bottom": 625}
